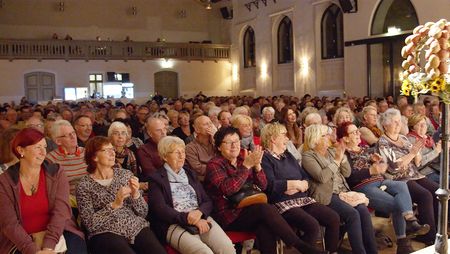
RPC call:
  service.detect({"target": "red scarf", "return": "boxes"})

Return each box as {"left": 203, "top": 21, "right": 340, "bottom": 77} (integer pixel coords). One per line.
{"left": 407, "top": 131, "right": 434, "bottom": 149}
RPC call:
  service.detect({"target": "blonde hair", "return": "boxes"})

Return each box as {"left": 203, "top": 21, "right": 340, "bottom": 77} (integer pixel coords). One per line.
{"left": 231, "top": 114, "right": 252, "bottom": 128}
{"left": 304, "top": 124, "right": 329, "bottom": 150}
{"left": 260, "top": 123, "right": 287, "bottom": 149}
{"left": 408, "top": 113, "right": 427, "bottom": 129}
{"left": 157, "top": 136, "right": 185, "bottom": 159}
{"left": 333, "top": 107, "right": 355, "bottom": 125}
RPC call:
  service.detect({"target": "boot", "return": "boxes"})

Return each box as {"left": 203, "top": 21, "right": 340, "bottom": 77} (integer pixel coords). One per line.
{"left": 405, "top": 217, "right": 430, "bottom": 237}
{"left": 396, "top": 238, "right": 414, "bottom": 254}
{"left": 294, "top": 239, "right": 326, "bottom": 254}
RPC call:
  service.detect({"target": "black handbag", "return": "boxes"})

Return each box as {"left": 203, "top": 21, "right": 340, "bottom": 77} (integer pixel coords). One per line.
{"left": 181, "top": 222, "right": 212, "bottom": 235}
{"left": 227, "top": 183, "right": 268, "bottom": 208}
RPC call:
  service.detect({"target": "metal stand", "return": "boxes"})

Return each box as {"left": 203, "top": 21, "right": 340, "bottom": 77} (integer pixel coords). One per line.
{"left": 435, "top": 103, "right": 450, "bottom": 254}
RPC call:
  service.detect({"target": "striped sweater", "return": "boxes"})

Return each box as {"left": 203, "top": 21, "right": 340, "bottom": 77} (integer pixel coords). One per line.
{"left": 46, "top": 147, "right": 88, "bottom": 195}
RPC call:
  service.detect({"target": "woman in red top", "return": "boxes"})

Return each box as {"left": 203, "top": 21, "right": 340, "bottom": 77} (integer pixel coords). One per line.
{"left": 0, "top": 128, "right": 86, "bottom": 254}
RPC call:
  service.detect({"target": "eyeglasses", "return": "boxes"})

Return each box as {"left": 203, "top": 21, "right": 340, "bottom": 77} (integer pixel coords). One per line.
{"left": 348, "top": 129, "right": 360, "bottom": 135}
{"left": 222, "top": 140, "right": 240, "bottom": 146}
{"left": 100, "top": 148, "right": 115, "bottom": 154}
{"left": 112, "top": 131, "right": 128, "bottom": 137}
{"left": 77, "top": 124, "right": 92, "bottom": 128}
{"left": 57, "top": 131, "right": 76, "bottom": 139}
{"left": 27, "top": 123, "right": 43, "bottom": 128}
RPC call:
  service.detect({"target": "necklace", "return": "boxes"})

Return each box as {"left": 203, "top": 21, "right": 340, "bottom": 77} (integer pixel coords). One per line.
{"left": 385, "top": 133, "right": 399, "bottom": 142}
{"left": 20, "top": 174, "right": 39, "bottom": 195}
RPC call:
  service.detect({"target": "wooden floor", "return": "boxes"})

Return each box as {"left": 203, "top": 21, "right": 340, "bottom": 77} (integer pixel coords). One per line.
{"left": 277, "top": 216, "right": 433, "bottom": 254}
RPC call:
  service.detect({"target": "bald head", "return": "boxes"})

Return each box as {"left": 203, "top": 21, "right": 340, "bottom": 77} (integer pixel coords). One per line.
{"left": 194, "top": 115, "right": 214, "bottom": 136}
{"left": 145, "top": 117, "right": 167, "bottom": 143}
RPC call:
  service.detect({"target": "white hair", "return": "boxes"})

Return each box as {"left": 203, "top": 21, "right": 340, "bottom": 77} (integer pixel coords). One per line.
{"left": 108, "top": 121, "right": 128, "bottom": 137}
{"left": 380, "top": 108, "right": 401, "bottom": 128}
{"left": 49, "top": 119, "right": 73, "bottom": 140}
{"left": 208, "top": 106, "right": 221, "bottom": 117}
{"left": 157, "top": 136, "right": 185, "bottom": 158}
{"left": 304, "top": 124, "right": 329, "bottom": 150}
{"left": 262, "top": 106, "right": 275, "bottom": 115}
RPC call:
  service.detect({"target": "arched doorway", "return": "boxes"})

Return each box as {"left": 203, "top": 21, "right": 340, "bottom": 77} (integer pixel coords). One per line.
{"left": 369, "top": 0, "right": 419, "bottom": 98}
{"left": 154, "top": 71, "right": 178, "bottom": 99}
{"left": 24, "top": 72, "right": 55, "bottom": 103}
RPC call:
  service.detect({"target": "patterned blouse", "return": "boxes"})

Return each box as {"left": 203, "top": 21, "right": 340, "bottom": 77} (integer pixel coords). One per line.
{"left": 346, "top": 145, "right": 384, "bottom": 190}
{"left": 377, "top": 135, "right": 424, "bottom": 181}
{"left": 76, "top": 167, "right": 148, "bottom": 243}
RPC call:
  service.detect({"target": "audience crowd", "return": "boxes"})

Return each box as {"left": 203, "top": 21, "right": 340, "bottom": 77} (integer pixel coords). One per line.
{"left": 0, "top": 93, "right": 445, "bottom": 254}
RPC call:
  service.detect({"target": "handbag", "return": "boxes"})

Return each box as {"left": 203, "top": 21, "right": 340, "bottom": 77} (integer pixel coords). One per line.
{"left": 338, "top": 191, "right": 369, "bottom": 207}
{"left": 31, "top": 231, "right": 67, "bottom": 253}
{"left": 181, "top": 222, "right": 212, "bottom": 235}
{"left": 227, "top": 183, "right": 268, "bottom": 208}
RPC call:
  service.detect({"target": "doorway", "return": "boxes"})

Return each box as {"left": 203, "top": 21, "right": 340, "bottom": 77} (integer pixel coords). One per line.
{"left": 24, "top": 72, "right": 56, "bottom": 103}
{"left": 154, "top": 71, "right": 178, "bottom": 99}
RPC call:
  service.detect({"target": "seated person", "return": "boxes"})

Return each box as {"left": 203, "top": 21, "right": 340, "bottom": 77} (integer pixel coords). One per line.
{"left": 76, "top": 136, "right": 165, "bottom": 254}
{"left": 148, "top": 136, "right": 235, "bottom": 254}
{"left": 0, "top": 128, "right": 86, "bottom": 254}
{"left": 204, "top": 127, "right": 324, "bottom": 254}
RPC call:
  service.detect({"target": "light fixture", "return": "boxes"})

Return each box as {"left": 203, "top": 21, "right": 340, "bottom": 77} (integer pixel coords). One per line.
{"left": 131, "top": 6, "right": 137, "bottom": 15}
{"left": 387, "top": 26, "right": 401, "bottom": 35}
{"left": 301, "top": 57, "right": 309, "bottom": 76}
{"left": 205, "top": 3, "right": 212, "bottom": 10}
{"left": 260, "top": 61, "right": 268, "bottom": 80}
{"left": 160, "top": 59, "right": 174, "bottom": 69}
{"left": 232, "top": 64, "right": 239, "bottom": 81}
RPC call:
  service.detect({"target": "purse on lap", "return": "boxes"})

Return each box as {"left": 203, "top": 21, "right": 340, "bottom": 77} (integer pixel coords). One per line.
{"left": 226, "top": 183, "right": 268, "bottom": 208}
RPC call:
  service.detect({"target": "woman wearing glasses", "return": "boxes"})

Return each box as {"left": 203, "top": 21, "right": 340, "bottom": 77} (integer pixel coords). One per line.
{"left": 204, "top": 127, "right": 324, "bottom": 254}
{"left": 302, "top": 124, "right": 377, "bottom": 254}
{"left": 76, "top": 136, "right": 165, "bottom": 254}
{"left": 337, "top": 121, "right": 429, "bottom": 253}
{"left": 147, "top": 136, "right": 235, "bottom": 254}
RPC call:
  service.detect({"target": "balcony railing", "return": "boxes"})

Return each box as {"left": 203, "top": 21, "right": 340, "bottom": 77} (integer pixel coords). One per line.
{"left": 0, "top": 39, "right": 231, "bottom": 61}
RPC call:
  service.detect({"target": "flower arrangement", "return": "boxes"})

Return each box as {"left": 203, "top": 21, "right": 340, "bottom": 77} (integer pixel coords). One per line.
{"left": 400, "top": 19, "right": 450, "bottom": 103}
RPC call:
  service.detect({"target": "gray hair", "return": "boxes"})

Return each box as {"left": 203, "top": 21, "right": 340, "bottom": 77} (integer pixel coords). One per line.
{"left": 304, "top": 124, "right": 329, "bottom": 150}
{"left": 304, "top": 112, "right": 322, "bottom": 127}
{"left": 262, "top": 106, "right": 275, "bottom": 115}
{"left": 108, "top": 121, "right": 128, "bottom": 137}
{"left": 208, "top": 106, "right": 222, "bottom": 117}
{"left": 157, "top": 136, "right": 185, "bottom": 159}
{"left": 49, "top": 119, "right": 73, "bottom": 140}
{"left": 380, "top": 108, "right": 401, "bottom": 128}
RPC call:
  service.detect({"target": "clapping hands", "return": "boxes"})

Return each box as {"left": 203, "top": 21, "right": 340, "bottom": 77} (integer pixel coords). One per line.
{"left": 242, "top": 145, "right": 264, "bottom": 172}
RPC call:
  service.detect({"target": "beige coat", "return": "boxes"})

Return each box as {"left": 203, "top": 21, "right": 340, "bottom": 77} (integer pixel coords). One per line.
{"left": 302, "top": 148, "right": 351, "bottom": 206}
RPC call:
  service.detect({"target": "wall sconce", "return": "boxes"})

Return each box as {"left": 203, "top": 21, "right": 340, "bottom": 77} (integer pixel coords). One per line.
{"left": 131, "top": 6, "right": 137, "bottom": 15}
{"left": 232, "top": 64, "right": 239, "bottom": 81}
{"left": 58, "top": 1, "right": 64, "bottom": 12}
{"left": 260, "top": 62, "right": 268, "bottom": 80}
{"left": 301, "top": 57, "right": 309, "bottom": 76}
{"left": 160, "top": 59, "right": 174, "bottom": 69}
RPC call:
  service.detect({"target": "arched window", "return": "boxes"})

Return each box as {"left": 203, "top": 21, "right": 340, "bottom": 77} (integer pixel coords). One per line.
{"left": 371, "top": 0, "right": 418, "bottom": 35}
{"left": 278, "top": 16, "right": 293, "bottom": 64}
{"left": 243, "top": 26, "right": 256, "bottom": 68}
{"left": 321, "top": 4, "right": 343, "bottom": 59}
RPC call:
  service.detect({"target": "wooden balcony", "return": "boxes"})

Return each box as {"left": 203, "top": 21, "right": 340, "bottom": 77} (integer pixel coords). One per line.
{"left": 0, "top": 39, "right": 231, "bottom": 62}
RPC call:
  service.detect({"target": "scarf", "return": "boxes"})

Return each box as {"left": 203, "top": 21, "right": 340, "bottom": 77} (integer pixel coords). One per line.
{"left": 367, "top": 124, "right": 383, "bottom": 138}
{"left": 241, "top": 135, "right": 255, "bottom": 151}
{"left": 165, "top": 163, "right": 189, "bottom": 184}
{"left": 407, "top": 131, "right": 435, "bottom": 149}
{"left": 114, "top": 147, "right": 138, "bottom": 175}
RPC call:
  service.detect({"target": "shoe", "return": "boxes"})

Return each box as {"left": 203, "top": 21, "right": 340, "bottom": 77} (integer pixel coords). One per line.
{"left": 295, "top": 239, "right": 326, "bottom": 254}
{"left": 405, "top": 218, "right": 430, "bottom": 237}
{"left": 397, "top": 238, "right": 414, "bottom": 254}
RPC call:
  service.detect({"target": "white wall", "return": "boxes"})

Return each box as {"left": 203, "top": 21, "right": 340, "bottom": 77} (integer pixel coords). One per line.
{"left": 0, "top": 59, "right": 232, "bottom": 104}
{"left": 0, "top": 0, "right": 230, "bottom": 44}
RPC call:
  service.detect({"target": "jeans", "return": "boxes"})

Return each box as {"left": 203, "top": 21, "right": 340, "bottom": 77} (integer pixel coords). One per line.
{"left": 328, "top": 194, "right": 377, "bottom": 254}
{"left": 356, "top": 179, "right": 412, "bottom": 238}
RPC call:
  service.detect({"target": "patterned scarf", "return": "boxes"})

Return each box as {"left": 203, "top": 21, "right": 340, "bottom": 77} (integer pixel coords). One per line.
{"left": 367, "top": 124, "right": 383, "bottom": 138}
{"left": 114, "top": 147, "right": 138, "bottom": 175}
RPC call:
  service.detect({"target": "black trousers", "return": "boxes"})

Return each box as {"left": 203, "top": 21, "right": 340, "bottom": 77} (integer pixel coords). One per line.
{"left": 226, "top": 203, "right": 303, "bottom": 254}
{"left": 89, "top": 227, "right": 166, "bottom": 254}
{"left": 283, "top": 202, "right": 340, "bottom": 252}
{"left": 407, "top": 178, "right": 440, "bottom": 242}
